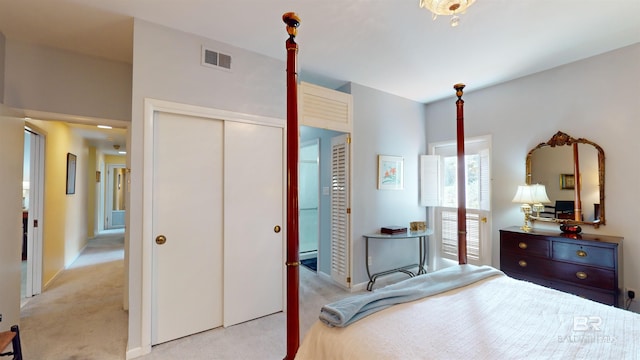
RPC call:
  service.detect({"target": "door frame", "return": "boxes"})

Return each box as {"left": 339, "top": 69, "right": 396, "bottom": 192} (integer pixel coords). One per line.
{"left": 105, "top": 163, "right": 126, "bottom": 229}
{"left": 24, "top": 126, "right": 45, "bottom": 299}
{"left": 140, "top": 98, "right": 286, "bottom": 355}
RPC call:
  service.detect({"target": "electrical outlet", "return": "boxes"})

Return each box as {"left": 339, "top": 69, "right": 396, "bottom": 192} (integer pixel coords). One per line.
{"left": 368, "top": 256, "right": 372, "bottom": 266}
{"left": 627, "top": 288, "right": 636, "bottom": 300}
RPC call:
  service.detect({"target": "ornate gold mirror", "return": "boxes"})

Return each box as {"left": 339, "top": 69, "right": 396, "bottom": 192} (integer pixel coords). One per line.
{"left": 526, "top": 131, "right": 605, "bottom": 227}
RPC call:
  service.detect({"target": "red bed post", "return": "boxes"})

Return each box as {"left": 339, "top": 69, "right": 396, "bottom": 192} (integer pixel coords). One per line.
{"left": 283, "top": 12, "right": 301, "bottom": 360}
{"left": 454, "top": 84, "right": 468, "bottom": 265}
{"left": 572, "top": 143, "right": 583, "bottom": 222}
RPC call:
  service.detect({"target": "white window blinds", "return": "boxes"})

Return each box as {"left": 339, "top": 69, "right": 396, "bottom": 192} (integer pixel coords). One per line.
{"left": 441, "top": 210, "right": 481, "bottom": 262}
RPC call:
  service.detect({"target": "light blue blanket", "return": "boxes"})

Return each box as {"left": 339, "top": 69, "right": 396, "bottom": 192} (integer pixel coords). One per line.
{"left": 319, "top": 264, "right": 504, "bottom": 327}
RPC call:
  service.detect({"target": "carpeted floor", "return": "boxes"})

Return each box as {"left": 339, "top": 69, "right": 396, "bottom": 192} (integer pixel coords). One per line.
{"left": 20, "top": 231, "right": 128, "bottom": 360}
{"left": 20, "top": 231, "right": 354, "bottom": 359}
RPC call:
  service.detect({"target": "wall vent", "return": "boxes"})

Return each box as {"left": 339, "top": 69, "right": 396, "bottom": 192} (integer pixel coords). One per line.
{"left": 202, "top": 46, "right": 232, "bottom": 71}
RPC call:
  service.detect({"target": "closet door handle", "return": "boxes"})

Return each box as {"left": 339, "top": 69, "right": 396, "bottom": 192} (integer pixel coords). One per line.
{"left": 274, "top": 225, "right": 281, "bottom": 233}
{"left": 155, "top": 235, "right": 167, "bottom": 245}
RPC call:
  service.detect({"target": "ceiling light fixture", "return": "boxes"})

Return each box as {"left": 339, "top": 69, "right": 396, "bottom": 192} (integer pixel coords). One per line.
{"left": 419, "top": 0, "right": 476, "bottom": 27}
{"left": 97, "top": 125, "right": 112, "bottom": 129}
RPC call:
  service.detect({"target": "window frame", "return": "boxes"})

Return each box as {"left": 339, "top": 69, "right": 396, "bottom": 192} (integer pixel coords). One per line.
{"left": 427, "top": 135, "right": 492, "bottom": 267}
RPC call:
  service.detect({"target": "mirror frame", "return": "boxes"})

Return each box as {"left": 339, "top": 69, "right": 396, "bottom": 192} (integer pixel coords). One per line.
{"left": 526, "top": 131, "right": 605, "bottom": 228}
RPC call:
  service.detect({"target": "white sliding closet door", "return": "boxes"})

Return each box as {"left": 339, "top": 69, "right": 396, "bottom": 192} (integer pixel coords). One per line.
{"left": 152, "top": 112, "right": 224, "bottom": 345}
{"left": 224, "top": 121, "right": 284, "bottom": 326}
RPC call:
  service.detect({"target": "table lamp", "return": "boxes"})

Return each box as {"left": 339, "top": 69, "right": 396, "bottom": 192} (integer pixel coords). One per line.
{"left": 530, "top": 184, "right": 551, "bottom": 217}
{"left": 512, "top": 185, "right": 534, "bottom": 232}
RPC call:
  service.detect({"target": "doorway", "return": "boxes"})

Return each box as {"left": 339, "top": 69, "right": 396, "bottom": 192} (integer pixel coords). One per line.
{"left": 299, "top": 126, "right": 349, "bottom": 283}
{"left": 299, "top": 139, "right": 319, "bottom": 272}
{"left": 105, "top": 164, "right": 126, "bottom": 229}
{"left": 21, "top": 127, "right": 45, "bottom": 304}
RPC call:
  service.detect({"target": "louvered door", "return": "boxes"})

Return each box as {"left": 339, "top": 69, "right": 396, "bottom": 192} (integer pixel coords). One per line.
{"left": 330, "top": 134, "right": 350, "bottom": 287}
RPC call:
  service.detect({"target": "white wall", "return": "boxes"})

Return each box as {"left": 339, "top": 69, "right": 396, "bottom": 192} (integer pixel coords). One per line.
{"left": 128, "top": 19, "right": 287, "bottom": 356}
{"left": 424, "top": 43, "right": 640, "bottom": 312}
{"left": 349, "top": 83, "right": 428, "bottom": 286}
{"left": 4, "top": 40, "right": 132, "bottom": 121}
{"left": 0, "top": 106, "right": 24, "bottom": 331}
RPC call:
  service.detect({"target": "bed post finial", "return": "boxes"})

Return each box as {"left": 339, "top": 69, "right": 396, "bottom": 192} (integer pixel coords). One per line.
{"left": 283, "top": 11, "right": 301, "bottom": 360}
{"left": 283, "top": 12, "right": 301, "bottom": 40}
{"left": 454, "top": 83, "right": 465, "bottom": 99}
{"left": 454, "top": 83, "right": 468, "bottom": 265}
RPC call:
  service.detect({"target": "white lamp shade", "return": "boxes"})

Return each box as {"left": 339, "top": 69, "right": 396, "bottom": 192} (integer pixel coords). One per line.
{"left": 512, "top": 185, "right": 534, "bottom": 204}
{"left": 530, "top": 184, "right": 551, "bottom": 204}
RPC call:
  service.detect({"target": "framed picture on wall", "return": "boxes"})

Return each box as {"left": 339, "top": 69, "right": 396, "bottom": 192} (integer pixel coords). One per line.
{"left": 66, "top": 153, "right": 77, "bottom": 194}
{"left": 560, "top": 173, "right": 575, "bottom": 190}
{"left": 377, "top": 155, "right": 404, "bottom": 190}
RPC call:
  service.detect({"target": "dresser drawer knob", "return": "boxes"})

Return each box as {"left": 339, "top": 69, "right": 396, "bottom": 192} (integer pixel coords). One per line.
{"left": 518, "top": 242, "right": 528, "bottom": 249}
{"left": 518, "top": 260, "right": 527, "bottom": 267}
{"left": 576, "top": 250, "right": 587, "bottom": 257}
{"left": 576, "top": 271, "right": 588, "bottom": 280}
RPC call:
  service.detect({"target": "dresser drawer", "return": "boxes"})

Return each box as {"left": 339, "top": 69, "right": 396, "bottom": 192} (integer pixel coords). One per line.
{"left": 500, "top": 227, "right": 622, "bottom": 307}
{"left": 550, "top": 261, "right": 616, "bottom": 290}
{"left": 549, "top": 281, "right": 617, "bottom": 306}
{"left": 501, "top": 232, "right": 549, "bottom": 257}
{"left": 552, "top": 241, "right": 615, "bottom": 269}
{"left": 500, "top": 255, "right": 553, "bottom": 278}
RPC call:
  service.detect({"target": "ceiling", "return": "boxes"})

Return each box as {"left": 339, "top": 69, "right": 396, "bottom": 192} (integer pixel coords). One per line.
{"left": 2, "top": 0, "right": 639, "bottom": 150}
{"left": 66, "top": 123, "right": 127, "bottom": 156}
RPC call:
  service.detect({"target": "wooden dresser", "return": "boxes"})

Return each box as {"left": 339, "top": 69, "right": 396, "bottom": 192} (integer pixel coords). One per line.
{"left": 500, "top": 226, "right": 623, "bottom": 307}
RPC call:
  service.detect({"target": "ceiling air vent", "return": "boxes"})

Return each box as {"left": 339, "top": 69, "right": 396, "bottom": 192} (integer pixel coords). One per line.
{"left": 202, "top": 46, "right": 232, "bottom": 71}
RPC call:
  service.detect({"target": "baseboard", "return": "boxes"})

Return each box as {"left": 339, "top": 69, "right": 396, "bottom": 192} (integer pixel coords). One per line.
{"left": 126, "top": 345, "right": 150, "bottom": 359}
{"left": 42, "top": 268, "right": 64, "bottom": 291}
{"left": 299, "top": 251, "right": 317, "bottom": 261}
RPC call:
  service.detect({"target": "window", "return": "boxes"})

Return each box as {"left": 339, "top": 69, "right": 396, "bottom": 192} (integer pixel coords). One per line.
{"left": 424, "top": 135, "right": 491, "bottom": 265}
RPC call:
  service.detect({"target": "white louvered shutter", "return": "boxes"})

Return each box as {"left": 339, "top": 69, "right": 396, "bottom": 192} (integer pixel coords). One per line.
{"left": 420, "top": 155, "right": 441, "bottom": 207}
{"left": 440, "top": 210, "right": 481, "bottom": 263}
{"left": 330, "top": 134, "right": 350, "bottom": 287}
{"left": 479, "top": 148, "right": 491, "bottom": 211}
{"left": 299, "top": 82, "right": 353, "bottom": 133}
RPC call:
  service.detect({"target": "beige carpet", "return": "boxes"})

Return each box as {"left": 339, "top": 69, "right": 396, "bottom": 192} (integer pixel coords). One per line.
{"left": 20, "top": 231, "right": 128, "bottom": 360}
{"left": 20, "top": 232, "right": 354, "bottom": 359}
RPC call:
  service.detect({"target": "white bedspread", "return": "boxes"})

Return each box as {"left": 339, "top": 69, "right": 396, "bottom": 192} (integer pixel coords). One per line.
{"left": 296, "top": 268, "right": 640, "bottom": 359}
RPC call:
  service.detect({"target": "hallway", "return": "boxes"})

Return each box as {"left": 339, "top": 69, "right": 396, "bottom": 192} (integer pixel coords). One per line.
{"left": 20, "top": 231, "right": 127, "bottom": 359}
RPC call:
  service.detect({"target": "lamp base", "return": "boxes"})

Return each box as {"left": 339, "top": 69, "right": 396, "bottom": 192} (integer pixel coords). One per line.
{"left": 520, "top": 211, "right": 532, "bottom": 232}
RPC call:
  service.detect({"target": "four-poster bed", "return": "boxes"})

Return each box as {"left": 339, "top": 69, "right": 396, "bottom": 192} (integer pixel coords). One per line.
{"left": 282, "top": 12, "right": 639, "bottom": 360}
{"left": 283, "top": 12, "right": 301, "bottom": 360}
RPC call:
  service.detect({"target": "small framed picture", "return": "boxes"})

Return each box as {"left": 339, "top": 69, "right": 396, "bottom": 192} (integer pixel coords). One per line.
{"left": 66, "top": 153, "right": 77, "bottom": 194}
{"left": 378, "top": 155, "right": 404, "bottom": 190}
{"left": 560, "top": 174, "right": 575, "bottom": 190}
